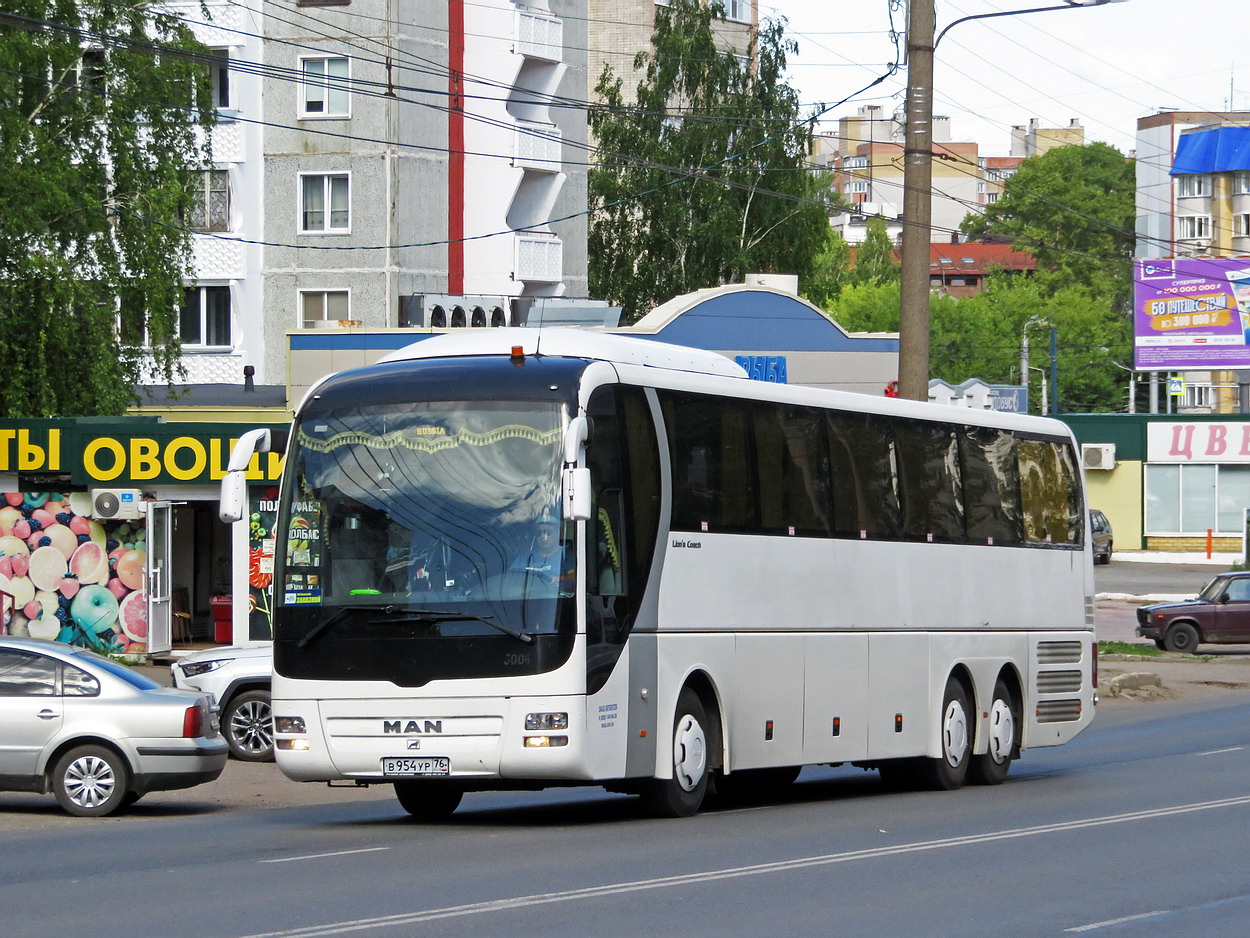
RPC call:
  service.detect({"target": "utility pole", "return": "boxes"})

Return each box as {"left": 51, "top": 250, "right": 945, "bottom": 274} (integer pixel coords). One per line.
{"left": 894, "top": 0, "right": 1128, "bottom": 404}
{"left": 897, "top": 0, "right": 936, "bottom": 402}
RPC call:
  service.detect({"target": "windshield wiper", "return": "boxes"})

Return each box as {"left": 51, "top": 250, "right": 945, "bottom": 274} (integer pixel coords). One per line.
{"left": 381, "top": 608, "right": 533, "bottom": 645}
{"left": 296, "top": 604, "right": 384, "bottom": 649}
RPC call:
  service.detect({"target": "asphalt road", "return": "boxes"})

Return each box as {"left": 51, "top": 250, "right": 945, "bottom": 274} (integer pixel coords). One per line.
{"left": 2, "top": 693, "right": 1250, "bottom": 938}
{"left": 1094, "top": 559, "right": 1232, "bottom": 599}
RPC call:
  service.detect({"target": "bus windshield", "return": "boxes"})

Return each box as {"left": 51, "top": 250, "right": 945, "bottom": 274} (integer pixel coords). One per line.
{"left": 274, "top": 397, "right": 576, "bottom": 685}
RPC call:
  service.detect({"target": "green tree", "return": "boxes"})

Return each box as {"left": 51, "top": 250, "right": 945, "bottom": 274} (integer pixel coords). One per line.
{"left": 589, "top": 0, "right": 831, "bottom": 322}
{"left": 801, "top": 227, "right": 851, "bottom": 310}
{"left": 0, "top": 1, "right": 216, "bottom": 417}
{"left": 930, "top": 274, "right": 1133, "bottom": 413}
{"left": 850, "top": 217, "right": 899, "bottom": 286}
{"left": 960, "top": 143, "right": 1135, "bottom": 301}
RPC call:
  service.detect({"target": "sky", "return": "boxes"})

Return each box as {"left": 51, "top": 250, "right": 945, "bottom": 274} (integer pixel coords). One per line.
{"left": 761, "top": 0, "right": 1247, "bottom": 156}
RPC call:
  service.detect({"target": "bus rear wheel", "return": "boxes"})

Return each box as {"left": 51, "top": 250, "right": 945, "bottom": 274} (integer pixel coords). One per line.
{"left": 967, "top": 679, "right": 1018, "bottom": 786}
{"left": 916, "top": 676, "right": 971, "bottom": 791}
{"left": 394, "top": 782, "right": 463, "bottom": 821}
{"left": 642, "top": 689, "right": 709, "bottom": 818}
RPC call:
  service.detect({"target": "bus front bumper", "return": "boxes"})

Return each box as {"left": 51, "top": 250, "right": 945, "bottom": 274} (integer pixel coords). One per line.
{"left": 271, "top": 695, "right": 593, "bottom": 783}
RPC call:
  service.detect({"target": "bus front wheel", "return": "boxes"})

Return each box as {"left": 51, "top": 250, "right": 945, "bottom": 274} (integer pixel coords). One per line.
{"left": 394, "top": 782, "right": 463, "bottom": 821}
{"left": 642, "top": 689, "right": 709, "bottom": 818}
{"left": 917, "top": 676, "right": 971, "bottom": 791}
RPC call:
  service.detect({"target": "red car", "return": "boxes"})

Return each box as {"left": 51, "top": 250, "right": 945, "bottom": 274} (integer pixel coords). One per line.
{"left": 1136, "top": 572, "right": 1250, "bottom": 653}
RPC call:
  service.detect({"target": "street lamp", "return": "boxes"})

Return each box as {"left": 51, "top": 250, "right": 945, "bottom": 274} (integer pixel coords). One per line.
{"left": 1020, "top": 315, "right": 1048, "bottom": 414}
{"left": 896, "top": 0, "right": 1131, "bottom": 401}
{"left": 1110, "top": 360, "right": 1137, "bottom": 414}
{"left": 1030, "top": 367, "right": 1049, "bottom": 416}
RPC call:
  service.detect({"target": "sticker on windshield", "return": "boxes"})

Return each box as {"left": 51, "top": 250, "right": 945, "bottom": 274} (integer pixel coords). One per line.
{"left": 286, "top": 590, "right": 323, "bottom": 605}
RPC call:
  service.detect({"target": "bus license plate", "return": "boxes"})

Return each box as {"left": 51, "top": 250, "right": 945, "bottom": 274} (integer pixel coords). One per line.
{"left": 382, "top": 756, "right": 450, "bottom": 777}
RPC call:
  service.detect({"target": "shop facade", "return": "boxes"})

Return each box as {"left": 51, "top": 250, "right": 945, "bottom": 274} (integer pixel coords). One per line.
{"left": 0, "top": 418, "right": 286, "bottom": 654}
{"left": 1064, "top": 413, "right": 1250, "bottom": 554}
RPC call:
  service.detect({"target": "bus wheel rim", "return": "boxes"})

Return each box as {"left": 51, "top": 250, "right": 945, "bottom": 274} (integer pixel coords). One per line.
{"left": 987, "top": 698, "right": 1014, "bottom": 764}
{"left": 942, "top": 699, "right": 969, "bottom": 767}
{"left": 673, "top": 714, "right": 707, "bottom": 792}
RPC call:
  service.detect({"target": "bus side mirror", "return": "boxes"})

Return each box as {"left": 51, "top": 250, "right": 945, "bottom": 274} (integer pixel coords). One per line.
{"left": 563, "top": 467, "right": 592, "bottom": 522}
{"left": 219, "top": 428, "right": 272, "bottom": 523}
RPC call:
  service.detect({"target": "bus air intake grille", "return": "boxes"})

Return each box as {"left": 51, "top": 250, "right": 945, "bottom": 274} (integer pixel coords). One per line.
{"left": 1037, "top": 641, "right": 1082, "bottom": 665}
{"left": 1036, "top": 670, "right": 1083, "bottom": 694}
{"left": 1036, "top": 699, "right": 1082, "bottom": 723}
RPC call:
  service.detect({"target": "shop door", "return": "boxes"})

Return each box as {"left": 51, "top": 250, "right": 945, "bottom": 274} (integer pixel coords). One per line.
{"left": 145, "top": 501, "right": 173, "bottom": 654}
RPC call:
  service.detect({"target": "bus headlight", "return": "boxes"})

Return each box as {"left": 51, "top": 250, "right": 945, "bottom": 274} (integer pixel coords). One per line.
{"left": 525, "top": 712, "right": 568, "bottom": 731}
{"left": 274, "top": 716, "right": 306, "bottom": 733}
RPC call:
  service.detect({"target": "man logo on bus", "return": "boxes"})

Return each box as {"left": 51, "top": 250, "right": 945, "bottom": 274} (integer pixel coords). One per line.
{"left": 383, "top": 720, "right": 444, "bottom": 734}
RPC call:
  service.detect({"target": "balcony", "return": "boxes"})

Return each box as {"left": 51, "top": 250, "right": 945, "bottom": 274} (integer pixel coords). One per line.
{"left": 516, "top": 10, "right": 562, "bottom": 62}
{"left": 516, "top": 233, "right": 562, "bottom": 283}
{"left": 514, "top": 122, "right": 562, "bottom": 171}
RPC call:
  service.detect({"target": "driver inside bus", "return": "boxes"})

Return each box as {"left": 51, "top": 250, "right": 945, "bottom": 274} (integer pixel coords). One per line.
{"left": 510, "top": 511, "right": 574, "bottom": 594}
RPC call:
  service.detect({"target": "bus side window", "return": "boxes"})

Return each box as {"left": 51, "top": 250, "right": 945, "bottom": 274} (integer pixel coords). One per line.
{"left": 827, "top": 412, "right": 901, "bottom": 539}
{"left": 960, "top": 426, "right": 1023, "bottom": 545}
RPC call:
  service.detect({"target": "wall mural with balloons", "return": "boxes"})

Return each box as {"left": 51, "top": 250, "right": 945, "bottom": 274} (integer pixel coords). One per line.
{"left": 0, "top": 492, "right": 149, "bottom": 654}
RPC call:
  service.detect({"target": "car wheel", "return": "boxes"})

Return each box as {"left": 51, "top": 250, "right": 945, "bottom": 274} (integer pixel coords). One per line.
{"left": 52, "top": 745, "right": 130, "bottom": 817}
{"left": 642, "top": 689, "right": 710, "bottom": 817}
{"left": 224, "top": 689, "right": 274, "bottom": 762}
{"left": 915, "top": 676, "right": 972, "bottom": 791}
{"left": 967, "top": 679, "right": 1019, "bottom": 786}
{"left": 1163, "top": 622, "right": 1200, "bottom": 654}
{"left": 394, "top": 782, "right": 463, "bottom": 821}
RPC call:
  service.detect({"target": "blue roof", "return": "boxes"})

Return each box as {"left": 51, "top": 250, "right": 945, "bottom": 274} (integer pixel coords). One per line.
{"left": 638, "top": 290, "right": 898, "bottom": 353}
{"left": 1171, "top": 126, "right": 1250, "bottom": 175}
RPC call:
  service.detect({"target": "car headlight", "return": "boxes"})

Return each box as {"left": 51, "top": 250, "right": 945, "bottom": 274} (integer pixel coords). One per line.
{"left": 180, "top": 659, "right": 230, "bottom": 678}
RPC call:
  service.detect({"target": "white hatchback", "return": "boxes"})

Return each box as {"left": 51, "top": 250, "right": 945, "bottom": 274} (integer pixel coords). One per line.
{"left": 0, "top": 637, "right": 227, "bottom": 817}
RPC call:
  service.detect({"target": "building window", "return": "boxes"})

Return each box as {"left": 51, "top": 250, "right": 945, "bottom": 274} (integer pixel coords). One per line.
{"left": 976, "top": 181, "right": 986, "bottom": 194}
{"left": 1235, "top": 213, "right": 1250, "bottom": 237}
{"left": 847, "top": 181, "right": 868, "bottom": 193}
{"left": 844, "top": 156, "right": 868, "bottom": 170}
{"left": 300, "top": 56, "right": 350, "bottom": 118}
{"left": 187, "top": 169, "right": 230, "bottom": 232}
{"left": 726, "top": 0, "right": 751, "bottom": 21}
{"left": 299, "top": 173, "right": 350, "bottom": 233}
{"left": 1146, "top": 463, "right": 1250, "bottom": 535}
{"left": 78, "top": 48, "right": 106, "bottom": 92}
{"left": 209, "top": 49, "right": 230, "bottom": 109}
{"left": 1235, "top": 171, "right": 1250, "bottom": 194}
{"left": 1176, "top": 174, "right": 1210, "bottom": 198}
{"left": 1177, "top": 215, "right": 1211, "bottom": 239}
{"left": 181, "top": 285, "right": 231, "bottom": 347}
{"left": 300, "top": 290, "right": 350, "bottom": 327}
{"left": 1182, "top": 383, "right": 1213, "bottom": 409}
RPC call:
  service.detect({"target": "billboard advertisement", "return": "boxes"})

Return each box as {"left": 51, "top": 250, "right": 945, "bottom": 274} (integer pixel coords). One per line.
{"left": 1134, "top": 258, "right": 1250, "bottom": 370}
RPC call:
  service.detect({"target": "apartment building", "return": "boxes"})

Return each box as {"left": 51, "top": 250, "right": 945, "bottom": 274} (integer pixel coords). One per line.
{"left": 586, "top": 0, "right": 756, "bottom": 103}
{"left": 164, "top": 0, "right": 591, "bottom": 390}
{"left": 1135, "top": 110, "right": 1250, "bottom": 414}
{"left": 815, "top": 105, "right": 979, "bottom": 245}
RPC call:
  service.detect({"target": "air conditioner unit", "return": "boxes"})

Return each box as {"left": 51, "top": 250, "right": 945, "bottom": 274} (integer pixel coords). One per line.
{"left": 1081, "top": 444, "right": 1116, "bottom": 471}
{"left": 91, "top": 488, "right": 145, "bottom": 520}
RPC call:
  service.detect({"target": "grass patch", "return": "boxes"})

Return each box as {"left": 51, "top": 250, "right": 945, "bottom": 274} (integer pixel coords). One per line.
{"left": 1099, "top": 640, "right": 1163, "bottom": 657}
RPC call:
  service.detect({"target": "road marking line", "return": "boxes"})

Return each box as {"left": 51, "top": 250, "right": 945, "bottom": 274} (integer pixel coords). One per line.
{"left": 1197, "top": 747, "right": 1244, "bottom": 756}
{"left": 239, "top": 794, "right": 1250, "bottom": 937}
{"left": 260, "top": 847, "right": 390, "bottom": 864}
{"left": 1065, "top": 910, "right": 1167, "bottom": 932}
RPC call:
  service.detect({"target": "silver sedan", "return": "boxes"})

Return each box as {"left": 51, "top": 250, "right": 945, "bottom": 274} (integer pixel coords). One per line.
{"left": 0, "top": 637, "right": 228, "bottom": 816}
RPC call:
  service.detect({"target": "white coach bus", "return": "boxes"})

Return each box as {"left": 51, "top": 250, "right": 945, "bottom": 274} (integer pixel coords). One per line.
{"left": 222, "top": 329, "right": 1096, "bottom": 819}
